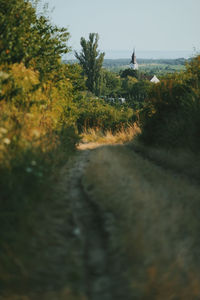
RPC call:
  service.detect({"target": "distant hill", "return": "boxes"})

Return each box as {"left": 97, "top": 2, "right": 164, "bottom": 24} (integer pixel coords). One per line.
{"left": 102, "top": 57, "right": 187, "bottom": 66}
{"left": 65, "top": 50, "right": 195, "bottom": 60}
{"left": 102, "top": 50, "right": 194, "bottom": 59}
{"left": 64, "top": 57, "right": 188, "bottom": 68}
{"left": 64, "top": 57, "right": 188, "bottom": 75}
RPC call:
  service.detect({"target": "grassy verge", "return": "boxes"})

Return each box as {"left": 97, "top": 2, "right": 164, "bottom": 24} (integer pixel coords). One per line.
{"left": 83, "top": 144, "right": 200, "bottom": 299}
{"left": 79, "top": 123, "right": 140, "bottom": 147}
{"left": 0, "top": 126, "right": 79, "bottom": 294}
{"left": 129, "top": 141, "right": 200, "bottom": 182}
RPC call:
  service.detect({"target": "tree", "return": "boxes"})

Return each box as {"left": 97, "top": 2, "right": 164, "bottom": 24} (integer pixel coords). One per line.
{"left": 75, "top": 33, "right": 105, "bottom": 94}
{"left": 0, "top": 0, "right": 70, "bottom": 80}
{"left": 120, "top": 68, "right": 138, "bottom": 79}
{"left": 63, "top": 63, "right": 86, "bottom": 92}
{"left": 99, "top": 69, "right": 121, "bottom": 97}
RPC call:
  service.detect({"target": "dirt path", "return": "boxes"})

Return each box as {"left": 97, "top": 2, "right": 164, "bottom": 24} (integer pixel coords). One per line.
{"left": 66, "top": 148, "right": 132, "bottom": 299}
{"left": 3, "top": 142, "right": 200, "bottom": 299}
{"left": 73, "top": 143, "right": 200, "bottom": 299}
{"left": 68, "top": 149, "right": 112, "bottom": 299}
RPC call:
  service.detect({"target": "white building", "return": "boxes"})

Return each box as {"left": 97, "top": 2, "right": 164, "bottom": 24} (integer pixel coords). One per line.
{"left": 150, "top": 75, "right": 160, "bottom": 83}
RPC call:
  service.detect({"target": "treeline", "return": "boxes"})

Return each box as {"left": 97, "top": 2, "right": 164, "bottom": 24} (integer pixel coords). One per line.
{"left": 67, "top": 57, "right": 188, "bottom": 68}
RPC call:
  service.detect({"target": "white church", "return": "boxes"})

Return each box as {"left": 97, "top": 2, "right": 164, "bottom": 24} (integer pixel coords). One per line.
{"left": 130, "top": 49, "right": 160, "bottom": 83}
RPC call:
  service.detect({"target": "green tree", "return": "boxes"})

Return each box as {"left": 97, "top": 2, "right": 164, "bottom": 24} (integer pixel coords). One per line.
{"left": 122, "top": 79, "right": 151, "bottom": 108}
{"left": 0, "top": 0, "right": 70, "bottom": 80}
{"left": 63, "top": 63, "right": 86, "bottom": 92}
{"left": 99, "top": 69, "right": 121, "bottom": 97}
{"left": 120, "top": 68, "right": 138, "bottom": 79}
{"left": 139, "top": 63, "right": 200, "bottom": 151}
{"left": 0, "top": 0, "right": 36, "bottom": 64}
{"left": 75, "top": 33, "right": 105, "bottom": 95}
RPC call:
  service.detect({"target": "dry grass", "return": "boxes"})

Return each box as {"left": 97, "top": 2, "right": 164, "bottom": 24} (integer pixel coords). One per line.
{"left": 79, "top": 123, "right": 140, "bottom": 147}
{"left": 130, "top": 142, "right": 200, "bottom": 181}
{"left": 82, "top": 144, "right": 200, "bottom": 299}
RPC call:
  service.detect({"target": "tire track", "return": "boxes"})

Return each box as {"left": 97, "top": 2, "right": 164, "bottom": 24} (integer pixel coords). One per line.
{"left": 68, "top": 149, "right": 132, "bottom": 300}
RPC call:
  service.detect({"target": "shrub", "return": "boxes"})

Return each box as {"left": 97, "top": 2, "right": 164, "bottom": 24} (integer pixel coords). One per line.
{"left": 139, "top": 56, "right": 200, "bottom": 152}
{"left": 0, "top": 63, "right": 79, "bottom": 291}
{"left": 75, "top": 94, "right": 134, "bottom": 132}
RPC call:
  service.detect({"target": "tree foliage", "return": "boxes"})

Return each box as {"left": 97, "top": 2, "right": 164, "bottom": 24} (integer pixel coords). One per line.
{"left": 139, "top": 55, "right": 200, "bottom": 151}
{"left": 98, "top": 69, "right": 121, "bottom": 97}
{"left": 75, "top": 33, "right": 105, "bottom": 94}
{"left": 63, "top": 63, "right": 86, "bottom": 92}
{"left": 121, "top": 78, "right": 151, "bottom": 108}
{"left": 0, "top": 0, "right": 70, "bottom": 80}
{"left": 120, "top": 68, "right": 138, "bottom": 79}
{"left": 74, "top": 93, "right": 134, "bottom": 132}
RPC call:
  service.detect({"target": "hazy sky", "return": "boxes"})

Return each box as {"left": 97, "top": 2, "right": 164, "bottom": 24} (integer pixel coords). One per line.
{"left": 40, "top": 0, "right": 200, "bottom": 53}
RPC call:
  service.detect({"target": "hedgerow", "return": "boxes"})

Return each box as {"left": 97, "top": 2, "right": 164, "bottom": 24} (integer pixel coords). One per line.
{"left": 139, "top": 55, "right": 200, "bottom": 152}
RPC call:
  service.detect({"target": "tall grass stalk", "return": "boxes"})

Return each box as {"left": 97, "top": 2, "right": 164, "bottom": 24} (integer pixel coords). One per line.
{"left": 79, "top": 123, "right": 140, "bottom": 147}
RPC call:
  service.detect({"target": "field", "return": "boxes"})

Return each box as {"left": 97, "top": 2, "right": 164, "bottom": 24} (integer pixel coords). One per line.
{"left": 102, "top": 58, "right": 186, "bottom": 74}
{"left": 66, "top": 58, "right": 187, "bottom": 76}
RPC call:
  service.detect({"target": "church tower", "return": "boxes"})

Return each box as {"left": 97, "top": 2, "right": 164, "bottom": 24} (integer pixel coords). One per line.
{"left": 130, "top": 49, "right": 138, "bottom": 70}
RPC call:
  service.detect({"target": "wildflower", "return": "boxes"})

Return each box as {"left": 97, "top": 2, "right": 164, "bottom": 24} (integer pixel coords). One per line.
{"left": 3, "top": 138, "right": 10, "bottom": 145}
{"left": 26, "top": 167, "right": 32, "bottom": 173}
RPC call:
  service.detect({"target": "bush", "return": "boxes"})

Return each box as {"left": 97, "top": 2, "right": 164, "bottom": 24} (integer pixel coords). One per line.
{"left": 0, "top": 63, "right": 79, "bottom": 290}
{"left": 139, "top": 56, "right": 200, "bottom": 152}
{"left": 75, "top": 93, "right": 134, "bottom": 132}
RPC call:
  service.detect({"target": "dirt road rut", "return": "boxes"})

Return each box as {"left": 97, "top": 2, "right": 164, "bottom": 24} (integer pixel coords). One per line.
{"left": 68, "top": 149, "right": 132, "bottom": 299}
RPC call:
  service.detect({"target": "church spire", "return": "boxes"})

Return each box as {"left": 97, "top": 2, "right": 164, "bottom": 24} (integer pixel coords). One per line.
{"left": 130, "top": 48, "right": 138, "bottom": 70}
{"left": 131, "top": 48, "right": 136, "bottom": 64}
